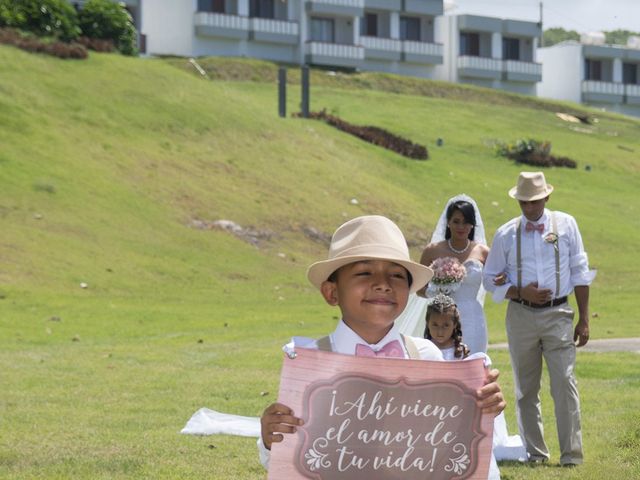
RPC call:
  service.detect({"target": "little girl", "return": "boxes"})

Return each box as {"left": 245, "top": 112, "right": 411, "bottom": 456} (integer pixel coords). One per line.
{"left": 425, "top": 293, "right": 505, "bottom": 479}
{"left": 424, "top": 293, "right": 470, "bottom": 360}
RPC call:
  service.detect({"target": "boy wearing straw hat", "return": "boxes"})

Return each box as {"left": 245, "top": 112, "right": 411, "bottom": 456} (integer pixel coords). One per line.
{"left": 483, "top": 172, "right": 596, "bottom": 467}
{"left": 258, "top": 215, "right": 506, "bottom": 470}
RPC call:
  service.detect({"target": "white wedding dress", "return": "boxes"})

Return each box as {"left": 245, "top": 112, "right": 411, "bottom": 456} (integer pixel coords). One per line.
{"left": 454, "top": 258, "right": 488, "bottom": 355}
{"left": 395, "top": 194, "right": 527, "bottom": 474}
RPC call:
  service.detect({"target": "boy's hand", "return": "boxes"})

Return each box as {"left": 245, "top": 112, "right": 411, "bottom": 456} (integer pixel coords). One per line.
{"left": 261, "top": 402, "right": 304, "bottom": 450}
{"left": 476, "top": 368, "right": 506, "bottom": 416}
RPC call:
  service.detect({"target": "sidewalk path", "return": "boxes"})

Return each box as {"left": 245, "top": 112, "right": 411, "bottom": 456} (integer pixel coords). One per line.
{"left": 490, "top": 337, "right": 640, "bottom": 353}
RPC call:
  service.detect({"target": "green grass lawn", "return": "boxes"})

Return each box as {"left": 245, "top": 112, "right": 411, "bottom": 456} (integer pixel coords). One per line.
{"left": 1, "top": 46, "right": 639, "bottom": 478}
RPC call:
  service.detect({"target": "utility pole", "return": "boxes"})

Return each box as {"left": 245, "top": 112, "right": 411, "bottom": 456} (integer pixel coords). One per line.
{"left": 301, "top": 65, "right": 310, "bottom": 119}
{"left": 278, "top": 67, "right": 286, "bottom": 118}
{"left": 539, "top": 1, "right": 544, "bottom": 47}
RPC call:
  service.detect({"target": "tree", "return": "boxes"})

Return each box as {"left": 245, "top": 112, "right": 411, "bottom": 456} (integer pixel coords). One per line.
{"left": 0, "top": 0, "right": 80, "bottom": 41}
{"left": 78, "top": 0, "right": 137, "bottom": 55}
{"left": 543, "top": 27, "right": 579, "bottom": 47}
{"left": 605, "top": 29, "right": 640, "bottom": 46}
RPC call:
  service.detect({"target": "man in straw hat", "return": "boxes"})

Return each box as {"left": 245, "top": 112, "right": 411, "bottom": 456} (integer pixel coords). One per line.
{"left": 258, "top": 215, "right": 506, "bottom": 471}
{"left": 483, "top": 172, "right": 596, "bottom": 467}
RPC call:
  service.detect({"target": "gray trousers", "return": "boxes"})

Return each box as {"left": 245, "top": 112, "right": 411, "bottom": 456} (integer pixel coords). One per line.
{"left": 506, "top": 301, "right": 583, "bottom": 465}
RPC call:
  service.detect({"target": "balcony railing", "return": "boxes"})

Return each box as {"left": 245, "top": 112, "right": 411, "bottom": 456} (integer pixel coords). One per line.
{"left": 625, "top": 84, "right": 640, "bottom": 98}
{"left": 251, "top": 17, "right": 298, "bottom": 36}
{"left": 582, "top": 80, "right": 624, "bottom": 95}
{"left": 360, "top": 36, "right": 401, "bottom": 52}
{"left": 307, "top": 42, "right": 364, "bottom": 59}
{"left": 403, "top": 40, "right": 443, "bottom": 57}
{"left": 504, "top": 60, "right": 541, "bottom": 76}
{"left": 308, "top": 0, "right": 364, "bottom": 7}
{"left": 458, "top": 56, "right": 502, "bottom": 72}
{"left": 195, "top": 12, "right": 249, "bottom": 30}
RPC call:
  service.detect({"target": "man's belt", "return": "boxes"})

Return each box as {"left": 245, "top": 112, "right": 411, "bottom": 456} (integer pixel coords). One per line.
{"left": 511, "top": 296, "right": 568, "bottom": 309}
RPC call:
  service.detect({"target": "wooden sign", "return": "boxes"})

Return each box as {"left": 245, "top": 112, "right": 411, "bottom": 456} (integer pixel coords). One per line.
{"left": 269, "top": 348, "right": 493, "bottom": 479}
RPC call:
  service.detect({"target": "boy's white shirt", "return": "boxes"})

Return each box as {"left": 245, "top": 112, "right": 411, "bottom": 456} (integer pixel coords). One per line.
{"left": 259, "top": 320, "right": 492, "bottom": 469}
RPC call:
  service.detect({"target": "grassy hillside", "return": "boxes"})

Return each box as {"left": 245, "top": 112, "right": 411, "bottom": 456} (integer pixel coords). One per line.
{"left": 1, "top": 46, "right": 639, "bottom": 479}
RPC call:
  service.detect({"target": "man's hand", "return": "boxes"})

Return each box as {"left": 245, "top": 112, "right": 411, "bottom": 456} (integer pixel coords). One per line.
{"left": 574, "top": 319, "right": 590, "bottom": 347}
{"left": 477, "top": 368, "right": 506, "bottom": 416}
{"left": 521, "top": 282, "right": 553, "bottom": 303}
{"left": 260, "top": 403, "right": 304, "bottom": 450}
{"left": 493, "top": 273, "right": 507, "bottom": 286}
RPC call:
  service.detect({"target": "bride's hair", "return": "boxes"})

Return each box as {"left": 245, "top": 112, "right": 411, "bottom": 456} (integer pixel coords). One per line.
{"left": 445, "top": 200, "right": 477, "bottom": 241}
{"left": 424, "top": 295, "right": 470, "bottom": 359}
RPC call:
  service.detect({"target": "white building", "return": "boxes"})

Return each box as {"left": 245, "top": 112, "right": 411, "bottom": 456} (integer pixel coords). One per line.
{"left": 434, "top": 14, "right": 542, "bottom": 95}
{"left": 538, "top": 39, "right": 640, "bottom": 118}
{"left": 138, "top": 0, "right": 446, "bottom": 79}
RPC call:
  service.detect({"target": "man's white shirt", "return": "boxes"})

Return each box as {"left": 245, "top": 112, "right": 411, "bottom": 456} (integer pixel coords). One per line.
{"left": 483, "top": 209, "right": 596, "bottom": 302}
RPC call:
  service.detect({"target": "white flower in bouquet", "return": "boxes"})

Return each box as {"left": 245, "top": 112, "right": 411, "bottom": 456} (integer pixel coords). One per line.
{"left": 427, "top": 256, "right": 467, "bottom": 295}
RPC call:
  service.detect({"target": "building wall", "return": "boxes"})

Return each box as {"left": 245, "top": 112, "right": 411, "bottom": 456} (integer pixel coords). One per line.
{"left": 435, "top": 14, "right": 539, "bottom": 95}
{"left": 537, "top": 43, "right": 583, "bottom": 103}
{"left": 141, "top": 0, "right": 195, "bottom": 56}
{"left": 359, "top": 60, "right": 438, "bottom": 79}
{"left": 191, "top": 37, "right": 298, "bottom": 63}
{"left": 433, "top": 14, "right": 457, "bottom": 82}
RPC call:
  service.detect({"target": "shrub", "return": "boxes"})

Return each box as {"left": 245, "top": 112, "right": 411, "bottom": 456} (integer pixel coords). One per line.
{"left": 0, "top": 0, "right": 80, "bottom": 41}
{"left": 495, "top": 138, "right": 577, "bottom": 169}
{"left": 78, "top": 0, "right": 137, "bottom": 55}
{"left": 0, "top": 27, "right": 87, "bottom": 59}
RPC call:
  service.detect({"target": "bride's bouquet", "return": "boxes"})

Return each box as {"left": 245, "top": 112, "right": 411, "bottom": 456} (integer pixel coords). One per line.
{"left": 427, "top": 256, "right": 467, "bottom": 296}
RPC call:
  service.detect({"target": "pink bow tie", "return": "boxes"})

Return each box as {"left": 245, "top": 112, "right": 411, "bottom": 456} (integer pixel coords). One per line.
{"left": 355, "top": 340, "right": 404, "bottom": 358}
{"left": 525, "top": 222, "right": 544, "bottom": 233}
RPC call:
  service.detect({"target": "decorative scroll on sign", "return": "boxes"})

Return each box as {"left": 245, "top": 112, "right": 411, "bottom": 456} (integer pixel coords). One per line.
{"left": 268, "top": 348, "right": 493, "bottom": 480}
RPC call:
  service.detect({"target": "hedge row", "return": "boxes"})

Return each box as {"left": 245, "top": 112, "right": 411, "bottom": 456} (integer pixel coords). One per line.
{"left": 298, "top": 109, "right": 429, "bottom": 160}
{"left": 0, "top": 27, "right": 87, "bottom": 59}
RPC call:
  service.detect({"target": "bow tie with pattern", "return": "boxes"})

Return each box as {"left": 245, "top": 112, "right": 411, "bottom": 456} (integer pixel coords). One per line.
{"left": 525, "top": 222, "right": 544, "bottom": 233}
{"left": 355, "top": 340, "right": 404, "bottom": 358}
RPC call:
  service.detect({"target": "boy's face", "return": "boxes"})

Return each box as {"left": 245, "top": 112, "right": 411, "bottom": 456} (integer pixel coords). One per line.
{"left": 321, "top": 260, "right": 410, "bottom": 342}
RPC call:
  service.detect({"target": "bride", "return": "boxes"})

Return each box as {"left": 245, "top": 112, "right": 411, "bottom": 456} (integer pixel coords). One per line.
{"left": 396, "top": 194, "right": 527, "bottom": 466}
{"left": 396, "top": 194, "right": 488, "bottom": 353}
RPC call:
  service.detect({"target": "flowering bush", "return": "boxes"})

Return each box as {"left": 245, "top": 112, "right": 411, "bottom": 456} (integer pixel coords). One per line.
{"left": 429, "top": 257, "right": 466, "bottom": 285}
{"left": 0, "top": 0, "right": 80, "bottom": 41}
{"left": 494, "top": 137, "right": 577, "bottom": 169}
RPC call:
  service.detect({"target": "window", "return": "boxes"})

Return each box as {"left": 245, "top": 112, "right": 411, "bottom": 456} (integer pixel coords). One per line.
{"left": 502, "top": 37, "right": 520, "bottom": 60}
{"left": 311, "top": 17, "right": 334, "bottom": 43}
{"left": 362, "top": 13, "right": 378, "bottom": 37}
{"left": 623, "top": 62, "right": 638, "bottom": 85}
{"left": 585, "top": 59, "right": 602, "bottom": 81}
{"left": 400, "top": 16, "right": 420, "bottom": 41}
{"left": 198, "top": 0, "right": 225, "bottom": 13}
{"left": 250, "top": 0, "right": 274, "bottom": 19}
{"left": 460, "top": 32, "right": 479, "bottom": 56}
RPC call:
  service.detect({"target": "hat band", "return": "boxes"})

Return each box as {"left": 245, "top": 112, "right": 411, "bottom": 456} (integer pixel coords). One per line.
{"left": 327, "top": 243, "right": 410, "bottom": 262}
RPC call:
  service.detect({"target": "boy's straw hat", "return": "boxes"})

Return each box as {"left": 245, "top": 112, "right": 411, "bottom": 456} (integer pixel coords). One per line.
{"left": 307, "top": 215, "right": 433, "bottom": 294}
{"left": 508, "top": 171, "right": 554, "bottom": 201}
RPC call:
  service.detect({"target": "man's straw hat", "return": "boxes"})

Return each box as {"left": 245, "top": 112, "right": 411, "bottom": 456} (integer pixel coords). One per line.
{"left": 509, "top": 171, "right": 554, "bottom": 201}
{"left": 307, "top": 215, "right": 433, "bottom": 294}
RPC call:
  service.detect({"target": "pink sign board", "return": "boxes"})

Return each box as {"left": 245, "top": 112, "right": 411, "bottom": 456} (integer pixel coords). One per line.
{"left": 269, "top": 348, "right": 493, "bottom": 480}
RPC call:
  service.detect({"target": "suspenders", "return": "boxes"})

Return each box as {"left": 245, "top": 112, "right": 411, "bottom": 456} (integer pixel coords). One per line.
{"left": 315, "top": 334, "right": 421, "bottom": 359}
{"left": 516, "top": 212, "right": 561, "bottom": 298}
